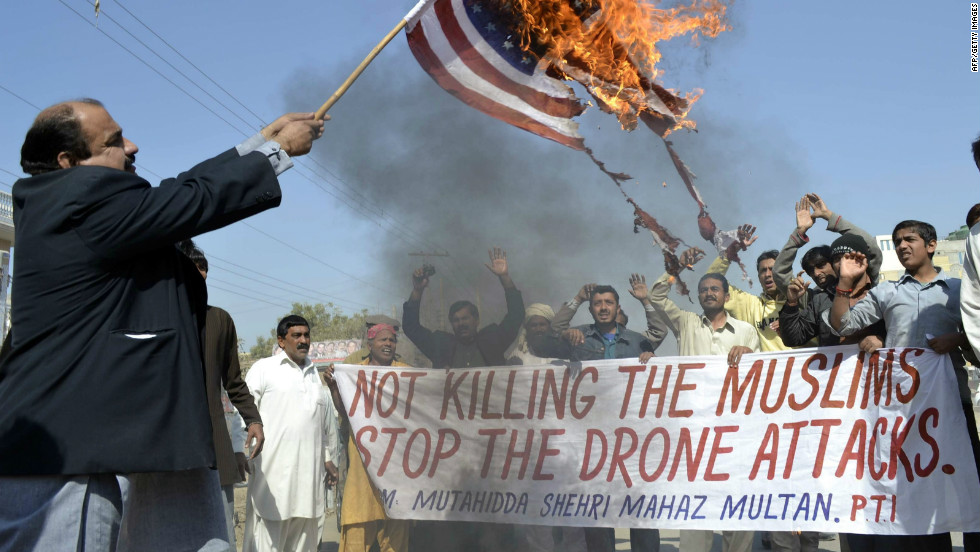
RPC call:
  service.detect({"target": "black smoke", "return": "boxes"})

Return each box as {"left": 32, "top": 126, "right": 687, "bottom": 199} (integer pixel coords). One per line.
{"left": 282, "top": 45, "right": 808, "bottom": 347}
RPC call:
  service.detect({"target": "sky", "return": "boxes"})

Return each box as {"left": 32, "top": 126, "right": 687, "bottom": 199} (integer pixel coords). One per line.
{"left": 2, "top": 1, "right": 978, "bottom": 353}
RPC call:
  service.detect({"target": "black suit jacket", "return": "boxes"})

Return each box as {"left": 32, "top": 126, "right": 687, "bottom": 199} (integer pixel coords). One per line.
{"left": 0, "top": 148, "right": 280, "bottom": 475}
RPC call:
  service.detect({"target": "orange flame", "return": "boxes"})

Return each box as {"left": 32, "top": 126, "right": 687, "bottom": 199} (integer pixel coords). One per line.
{"left": 502, "top": 0, "right": 729, "bottom": 133}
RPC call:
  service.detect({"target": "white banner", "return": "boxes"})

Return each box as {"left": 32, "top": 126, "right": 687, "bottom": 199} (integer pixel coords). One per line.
{"left": 334, "top": 346, "right": 980, "bottom": 534}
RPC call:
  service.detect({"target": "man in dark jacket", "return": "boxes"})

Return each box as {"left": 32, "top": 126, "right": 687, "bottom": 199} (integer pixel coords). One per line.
{"left": 0, "top": 99, "right": 323, "bottom": 551}
{"left": 775, "top": 193, "right": 883, "bottom": 350}
{"left": 402, "top": 247, "right": 524, "bottom": 552}
{"left": 402, "top": 247, "right": 525, "bottom": 369}
{"left": 530, "top": 284, "right": 658, "bottom": 552}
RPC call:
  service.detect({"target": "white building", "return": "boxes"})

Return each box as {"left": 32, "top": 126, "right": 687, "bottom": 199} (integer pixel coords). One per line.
{"left": 875, "top": 226, "right": 968, "bottom": 283}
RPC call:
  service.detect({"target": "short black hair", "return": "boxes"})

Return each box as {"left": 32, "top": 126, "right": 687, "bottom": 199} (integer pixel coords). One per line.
{"left": 756, "top": 250, "right": 779, "bottom": 271}
{"left": 448, "top": 300, "right": 478, "bottom": 320}
{"left": 589, "top": 285, "right": 620, "bottom": 305}
{"left": 698, "top": 273, "right": 729, "bottom": 294}
{"left": 175, "top": 239, "right": 208, "bottom": 273}
{"left": 892, "top": 220, "right": 937, "bottom": 245}
{"left": 892, "top": 220, "right": 937, "bottom": 258}
{"left": 972, "top": 134, "right": 980, "bottom": 171}
{"left": 801, "top": 246, "right": 832, "bottom": 275}
{"left": 20, "top": 99, "right": 103, "bottom": 176}
{"left": 967, "top": 203, "right": 980, "bottom": 229}
{"left": 277, "top": 315, "right": 310, "bottom": 338}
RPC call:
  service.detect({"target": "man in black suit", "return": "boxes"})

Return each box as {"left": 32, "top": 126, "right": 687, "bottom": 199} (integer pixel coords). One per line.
{"left": 0, "top": 98, "right": 323, "bottom": 551}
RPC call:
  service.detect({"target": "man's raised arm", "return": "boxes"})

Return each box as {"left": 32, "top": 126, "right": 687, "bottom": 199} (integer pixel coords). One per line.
{"left": 645, "top": 271, "right": 687, "bottom": 339}
{"left": 808, "top": 193, "right": 883, "bottom": 283}
{"left": 552, "top": 284, "right": 596, "bottom": 334}
{"left": 627, "top": 274, "right": 668, "bottom": 349}
{"left": 76, "top": 112, "right": 325, "bottom": 259}
{"left": 774, "top": 195, "right": 816, "bottom": 294}
{"left": 486, "top": 247, "right": 525, "bottom": 343}
{"left": 829, "top": 252, "right": 883, "bottom": 334}
{"left": 402, "top": 266, "right": 438, "bottom": 357}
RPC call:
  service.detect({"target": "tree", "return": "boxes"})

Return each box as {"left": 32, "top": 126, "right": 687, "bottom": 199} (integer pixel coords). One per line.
{"left": 249, "top": 302, "right": 368, "bottom": 358}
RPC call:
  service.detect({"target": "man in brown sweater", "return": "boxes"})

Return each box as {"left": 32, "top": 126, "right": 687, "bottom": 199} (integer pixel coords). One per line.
{"left": 179, "top": 240, "right": 265, "bottom": 547}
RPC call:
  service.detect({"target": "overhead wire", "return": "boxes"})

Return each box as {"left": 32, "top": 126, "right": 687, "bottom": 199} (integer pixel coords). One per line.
{"left": 207, "top": 255, "right": 376, "bottom": 311}
{"left": 0, "top": 84, "right": 42, "bottom": 111}
{"left": 105, "top": 0, "right": 461, "bottom": 272}
{"left": 79, "top": 0, "right": 261, "bottom": 133}
{"left": 56, "top": 0, "right": 254, "bottom": 136}
{"left": 108, "top": 0, "right": 268, "bottom": 127}
{"left": 46, "top": 1, "right": 481, "bottom": 303}
{"left": 240, "top": 222, "right": 398, "bottom": 296}
{"left": 0, "top": 168, "right": 23, "bottom": 180}
{"left": 102, "top": 0, "right": 480, "bottom": 298}
{"left": 205, "top": 283, "right": 292, "bottom": 309}
{"left": 207, "top": 276, "right": 328, "bottom": 308}
{"left": 207, "top": 271, "right": 373, "bottom": 312}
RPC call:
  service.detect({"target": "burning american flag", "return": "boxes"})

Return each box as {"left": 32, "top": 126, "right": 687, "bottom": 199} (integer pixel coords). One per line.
{"left": 405, "top": 0, "right": 728, "bottom": 148}
{"left": 404, "top": 0, "right": 750, "bottom": 293}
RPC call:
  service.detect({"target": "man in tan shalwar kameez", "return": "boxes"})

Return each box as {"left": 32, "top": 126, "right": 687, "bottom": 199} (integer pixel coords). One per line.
{"left": 325, "top": 323, "right": 409, "bottom": 552}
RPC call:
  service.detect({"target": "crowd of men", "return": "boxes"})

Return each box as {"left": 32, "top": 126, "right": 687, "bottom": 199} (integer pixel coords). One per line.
{"left": 0, "top": 99, "right": 978, "bottom": 552}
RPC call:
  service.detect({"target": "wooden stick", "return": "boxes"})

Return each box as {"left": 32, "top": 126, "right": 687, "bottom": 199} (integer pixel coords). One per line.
{"left": 314, "top": 18, "right": 409, "bottom": 120}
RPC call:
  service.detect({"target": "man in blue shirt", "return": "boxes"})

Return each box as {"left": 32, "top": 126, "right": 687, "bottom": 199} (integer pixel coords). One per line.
{"left": 830, "top": 220, "right": 979, "bottom": 552}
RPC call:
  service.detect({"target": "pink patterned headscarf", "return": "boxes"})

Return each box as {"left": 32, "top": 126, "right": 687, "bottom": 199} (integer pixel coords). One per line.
{"left": 367, "top": 323, "right": 397, "bottom": 340}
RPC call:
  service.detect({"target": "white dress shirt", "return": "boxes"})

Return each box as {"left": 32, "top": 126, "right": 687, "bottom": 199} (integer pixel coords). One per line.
{"left": 245, "top": 354, "right": 329, "bottom": 520}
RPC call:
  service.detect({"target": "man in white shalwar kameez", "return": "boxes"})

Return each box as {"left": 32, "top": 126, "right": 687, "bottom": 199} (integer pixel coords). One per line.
{"left": 243, "top": 315, "right": 338, "bottom": 552}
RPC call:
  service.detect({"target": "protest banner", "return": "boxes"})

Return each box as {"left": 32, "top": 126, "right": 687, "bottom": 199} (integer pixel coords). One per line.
{"left": 333, "top": 345, "right": 980, "bottom": 534}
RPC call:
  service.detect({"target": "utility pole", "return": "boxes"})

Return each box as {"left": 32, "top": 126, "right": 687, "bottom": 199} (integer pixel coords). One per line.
{"left": 408, "top": 251, "right": 449, "bottom": 330}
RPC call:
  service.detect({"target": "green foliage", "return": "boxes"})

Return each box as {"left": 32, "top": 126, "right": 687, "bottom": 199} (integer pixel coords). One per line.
{"left": 250, "top": 302, "right": 368, "bottom": 356}
{"left": 249, "top": 335, "right": 277, "bottom": 360}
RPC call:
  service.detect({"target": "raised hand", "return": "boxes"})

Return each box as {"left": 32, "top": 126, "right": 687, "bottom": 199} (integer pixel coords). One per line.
{"left": 737, "top": 224, "right": 758, "bottom": 250}
{"left": 628, "top": 273, "right": 649, "bottom": 303}
{"left": 261, "top": 112, "right": 326, "bottom": 140}
{"left": 485, "top": 247, "right": 509, "bottom": 277}
{"left": 837, "top": 252, "right": 868, "bottom": 286}
{"left": 786, "top": 270, "right": 811, "bottom": 305}
{"left": 795, "top": 196, "right": 814, "bottom": 233}
{"left": 575, "top": 283, "right": 598, "bottom": 303}
{"left": 261, "top": 112, "right": 325, "bottom": 157}
{"left": 412, "top": 267, "right": 430, "bottom": 293}
{"left": 807, "top": 193, "right": 831, "bottom": 220}
{"left": 679, "top": 247, "right": 706, "bottom": 269}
